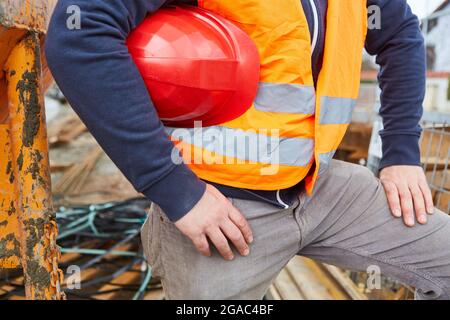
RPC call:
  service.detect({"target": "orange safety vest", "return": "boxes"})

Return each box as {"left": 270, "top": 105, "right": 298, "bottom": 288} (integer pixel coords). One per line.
{"left": 166, "top": 0, "right": 368, "bottom": 194}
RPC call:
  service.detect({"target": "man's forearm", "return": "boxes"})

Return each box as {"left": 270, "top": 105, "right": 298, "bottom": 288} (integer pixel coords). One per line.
{"left": 365, "top": 0, "right": 425, "bottom": 170}
{"left": 45, "top": 0, "right": 206, "bottom": 221}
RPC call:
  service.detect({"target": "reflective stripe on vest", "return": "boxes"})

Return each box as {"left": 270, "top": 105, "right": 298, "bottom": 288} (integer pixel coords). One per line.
{"left": 319, "top": 97, "right": 356, "bottom": 124}
{"left": 166, "top": 126, "right": 314, "bottom": 167}
{"left": 318, "top": 150, "right": 337, "bottom": 176}
{"left": 254, "top": 83, "right": 316, "bottom": 114}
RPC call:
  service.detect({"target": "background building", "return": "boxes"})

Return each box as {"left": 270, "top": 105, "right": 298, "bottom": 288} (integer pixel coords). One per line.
{"left": 424, "top": 0, "right": 450, "bottom": 72}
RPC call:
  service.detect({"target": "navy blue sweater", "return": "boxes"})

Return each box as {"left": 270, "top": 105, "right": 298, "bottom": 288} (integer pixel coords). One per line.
{"left": 45, "top": 0, "right": 425, "bottom": 221}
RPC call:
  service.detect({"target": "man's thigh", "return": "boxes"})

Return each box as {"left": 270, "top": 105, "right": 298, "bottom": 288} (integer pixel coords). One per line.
{"left": 141, "top": 198, "right": 302, "bottom": 300}
{"left": 298, "top": 160, "right": 450, "bottom": 299}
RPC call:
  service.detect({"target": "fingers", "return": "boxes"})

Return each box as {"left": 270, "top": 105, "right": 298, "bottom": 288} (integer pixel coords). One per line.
{"left": 397, "top": 183, "right": 415, "bottom": 227}
{"left": 228, "top": 207, "right": 253, "bottom": 244}
{"left": 192, "top": 235, "right": 211, "bottom": 257}
{"left": 382, "top": 181, "right": 402, "bottom": 218}
{"left": 409, "top": 185, "right": 427, "bottom": 225}
{"left": 175, "top": 184, "right": 254, "bottom": 261}
{"left": 207, "top": 228, "right": 234, "bottom": 261}
{"left": 419, "top": 178, "right": 435, "bottom": 215}
{"left": 220, "top": 219, "right": 250, "bottom": 257}
{"left": 380, "top": 166, "right": 435, "bottom": 228}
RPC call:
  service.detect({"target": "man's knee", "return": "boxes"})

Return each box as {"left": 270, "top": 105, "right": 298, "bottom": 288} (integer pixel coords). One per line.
{"left": 333, "top": 160, "right": 374, "bottom": 177}
{"left": 324, "top": 160, "right": 377, "bottom": 191}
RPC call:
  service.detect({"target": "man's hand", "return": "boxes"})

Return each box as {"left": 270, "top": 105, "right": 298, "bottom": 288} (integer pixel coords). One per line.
{"left": 175, "top": 184, "right": 253, "bottom": 260}
{"left": 380, "top": 165, "right": 435, "bottom": 227}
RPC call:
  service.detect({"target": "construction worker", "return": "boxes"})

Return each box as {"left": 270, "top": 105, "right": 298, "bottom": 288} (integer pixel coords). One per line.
{"left": 45, "top": 0, "right": 450, "bottom": 300}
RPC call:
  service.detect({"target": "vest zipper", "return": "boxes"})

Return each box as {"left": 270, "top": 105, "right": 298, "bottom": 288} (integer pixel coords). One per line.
{"left": 273, "top": 0, "right": 320, "bottom": 202}
{"left": 309, "top": 0, "right": 319, "bottom": 54}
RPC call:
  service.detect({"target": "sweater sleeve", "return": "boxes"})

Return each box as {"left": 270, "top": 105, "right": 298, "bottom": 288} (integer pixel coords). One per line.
{"left": 45, "top": 0, "right": 206, "bottom": 221}
{"left": 365, "top": 0, "right": 426, "bottom": 170}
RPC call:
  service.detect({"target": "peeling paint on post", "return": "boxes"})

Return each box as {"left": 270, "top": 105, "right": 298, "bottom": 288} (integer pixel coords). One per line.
{"left": 0, "top": 124, "right": 21, "bottom": 269}
{"left": 0, "top": 0, "right": 57, "bottom": 32}
{"left": 4, "top": 32, "right": 56, "bottom": 300}
{"left": 17, "top": 69, "right": 41, "bottom": 147}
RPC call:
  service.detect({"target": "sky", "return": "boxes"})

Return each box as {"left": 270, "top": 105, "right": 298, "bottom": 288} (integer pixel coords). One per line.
{"left": 407, "top": 0, "right": 444, "bottom": 18}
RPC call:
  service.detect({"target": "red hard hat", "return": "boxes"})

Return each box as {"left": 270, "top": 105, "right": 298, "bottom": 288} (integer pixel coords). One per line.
{"left": 127, "top": 5, "right": 260, "bottom": 128}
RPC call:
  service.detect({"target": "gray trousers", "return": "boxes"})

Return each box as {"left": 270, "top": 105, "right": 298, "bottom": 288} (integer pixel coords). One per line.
{"left": 141, "top": 160, "right": 450, "bottom": 300}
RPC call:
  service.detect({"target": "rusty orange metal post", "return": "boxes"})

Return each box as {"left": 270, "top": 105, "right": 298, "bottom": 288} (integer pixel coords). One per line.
{"left": 0, "top": 0, "right": 61, "bottom": 300}
{"left": 0, "top": 123, "right": 20, "bottom": 269}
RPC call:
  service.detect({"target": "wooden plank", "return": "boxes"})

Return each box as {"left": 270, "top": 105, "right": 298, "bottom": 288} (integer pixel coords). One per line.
{"left": 53, "top": 146, "right": 103, "bottom": 194}
{"left": 422, "top": 158, "right": 448, "bottom": 171}
{"left": 285, "top": 257, "right": 335, "bottom": 300}
{"left": 93, "top": 267, "right": 141, "bottom": 300}
{"left": 426, "top": 170, "right": 450, "bottom": 190}
{"left": 47, "top": 114, "right": 77, "bottom": 144}
{"left": 48, "top": 114, "right": 86, "bottom": 145}
{"left": 273, "top": 269, "right": 305, "bottom": 300}
{"left": 0, "top": 281, "right": 22, "bottom": 297}
{"left": 435, "top": 191, "right": 450, "bottom": 213}
{"left": 143, "top": 288, "right": 165, "bottom": 300}
{"left": 321, "top": 264, "right": 368, "bottom": 300}
{"left": 421, "top": 127, "right": 450, "bottom": 161}
{"left": 57, "top": 122, "right": 87, "bottom": 145}
{"left": 271, "top": 257, "right": 369, "bottom": 301}
{"left": 295, "top": 258, "right": 352, "bottom": 300}
{"left": 50, "top": 162, "right": 73, "bottom": 173}
{"left": 7, "top": 294, "right": 26, "bottom": 300}
{"left": 266, "top": 285, "right": 282, "bottom": 301}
